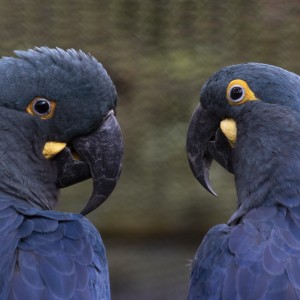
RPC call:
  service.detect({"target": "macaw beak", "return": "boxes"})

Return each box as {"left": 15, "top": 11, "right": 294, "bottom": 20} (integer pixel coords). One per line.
{"left": 186, "top": 104, "right": 233, "bottom": 195}
{"left": 56, "top": 110, "right": 123, "bottom": 215}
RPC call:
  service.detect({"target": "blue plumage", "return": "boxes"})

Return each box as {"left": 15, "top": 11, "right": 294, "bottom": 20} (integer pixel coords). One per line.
{"left": 0, "top": 199, "right": 109, "bottom": 300}
{"left": 187, "top": 64, "right": 300, "bottom": 299}
{"left": 189, "top": 206, "right": 300, "bottom": 299}
{"left": 0, "top": 48, "right": 123, "bottom": 299}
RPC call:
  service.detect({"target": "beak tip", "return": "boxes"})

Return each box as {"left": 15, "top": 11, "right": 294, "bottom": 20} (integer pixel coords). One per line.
{"left": 188, "top": 157, "right": 217, "bottom": 197}
{"left": 71, "top": 112, "right": 123, "bottom": 215}
{"left": 187, "top": 105, "right": 220, "bottom": 197}
{"left": 80, "top": 195, "right": 106, "bottom": 216}
{"left": 205, "top": 183, "right": 218, "bottom": 197}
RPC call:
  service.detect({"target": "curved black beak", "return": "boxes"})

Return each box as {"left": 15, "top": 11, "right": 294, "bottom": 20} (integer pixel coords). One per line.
{"left": 186, "top": 104, "right": 233, "bottom": 195}
{"left": 56, "top": 111, "right": 123, "bottom": 215}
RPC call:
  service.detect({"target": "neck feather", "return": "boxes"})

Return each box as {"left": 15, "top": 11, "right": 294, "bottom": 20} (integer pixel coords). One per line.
{"left": 0, "top": 108, "right": 58, "bottom": 210}
{"left": 233, "top": 102, "right": 300, "bottom": 215}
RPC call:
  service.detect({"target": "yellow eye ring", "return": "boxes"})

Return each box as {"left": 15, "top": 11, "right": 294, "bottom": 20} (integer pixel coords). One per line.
{"left": 226, "top": 79, "right": 258, "bottom": 105}
{"left": 26, "top": 97, "right": 56, "bottom": 119}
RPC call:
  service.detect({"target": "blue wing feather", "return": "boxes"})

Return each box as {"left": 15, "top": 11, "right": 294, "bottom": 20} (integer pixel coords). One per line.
{"left": 0, "top": 199, "right": 110, "bottom": 300}
{"left": 81, "top": 218, "right": 111, "bottom": 299}
{"left": 188, "top": 206, "right": 300, "bottom": 299}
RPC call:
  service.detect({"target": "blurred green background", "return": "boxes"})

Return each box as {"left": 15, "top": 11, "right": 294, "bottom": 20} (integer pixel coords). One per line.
{"left": 2, "top": 1, "right": 300, "bottom": 299}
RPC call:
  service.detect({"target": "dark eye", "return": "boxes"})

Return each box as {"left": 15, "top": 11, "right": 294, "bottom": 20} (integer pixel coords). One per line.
{"left": 228, "top": 85, "right": 245, "bottom": 103}
{"left": 26, "top": 97, "right": 56, "bottom": 119}
{"left": 32, "top": 98, "right": 51, "bottom": 115}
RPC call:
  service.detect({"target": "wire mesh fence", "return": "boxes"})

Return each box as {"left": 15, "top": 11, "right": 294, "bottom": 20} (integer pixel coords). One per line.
{"left": 1, "top": 0, "right": 300, "bottom": 299}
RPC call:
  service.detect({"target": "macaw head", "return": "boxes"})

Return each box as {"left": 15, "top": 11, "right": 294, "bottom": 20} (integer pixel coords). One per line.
{"left": 187, "top": 63, "right": 300, "bottom": 194}
{"left": 0, "top": 47, "right": 123, "bottom": 215}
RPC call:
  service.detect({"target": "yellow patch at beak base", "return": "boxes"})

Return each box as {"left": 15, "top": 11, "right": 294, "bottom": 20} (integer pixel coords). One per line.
{"left": 220, "top": 119, "right": 237, "bottom": 147}
{"left": 43, "top": 141, "right": 67, "bottom": 159}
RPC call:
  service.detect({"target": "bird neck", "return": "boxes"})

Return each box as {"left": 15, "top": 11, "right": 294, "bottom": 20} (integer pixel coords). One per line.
{"left": 232, "top": 102, "right": 300, "bottom": 221}
{"left": 0, "top": 108, "right": 58, "bottom": 210}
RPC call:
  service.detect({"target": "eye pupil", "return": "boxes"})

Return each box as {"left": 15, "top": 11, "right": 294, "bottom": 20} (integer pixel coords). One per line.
{"left": 33, "top": 99, "right": 51, "bottom": 115}
{"left": 230, "top": 86, "right": 244, "bottom": 101}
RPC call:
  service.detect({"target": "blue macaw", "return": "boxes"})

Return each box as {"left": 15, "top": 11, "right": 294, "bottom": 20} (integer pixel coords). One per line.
{"left": 187, "top": 63, "right": 300, "bottom": 299}
{"left": 0, "top": 47, "right": 123, "bottom": 300}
